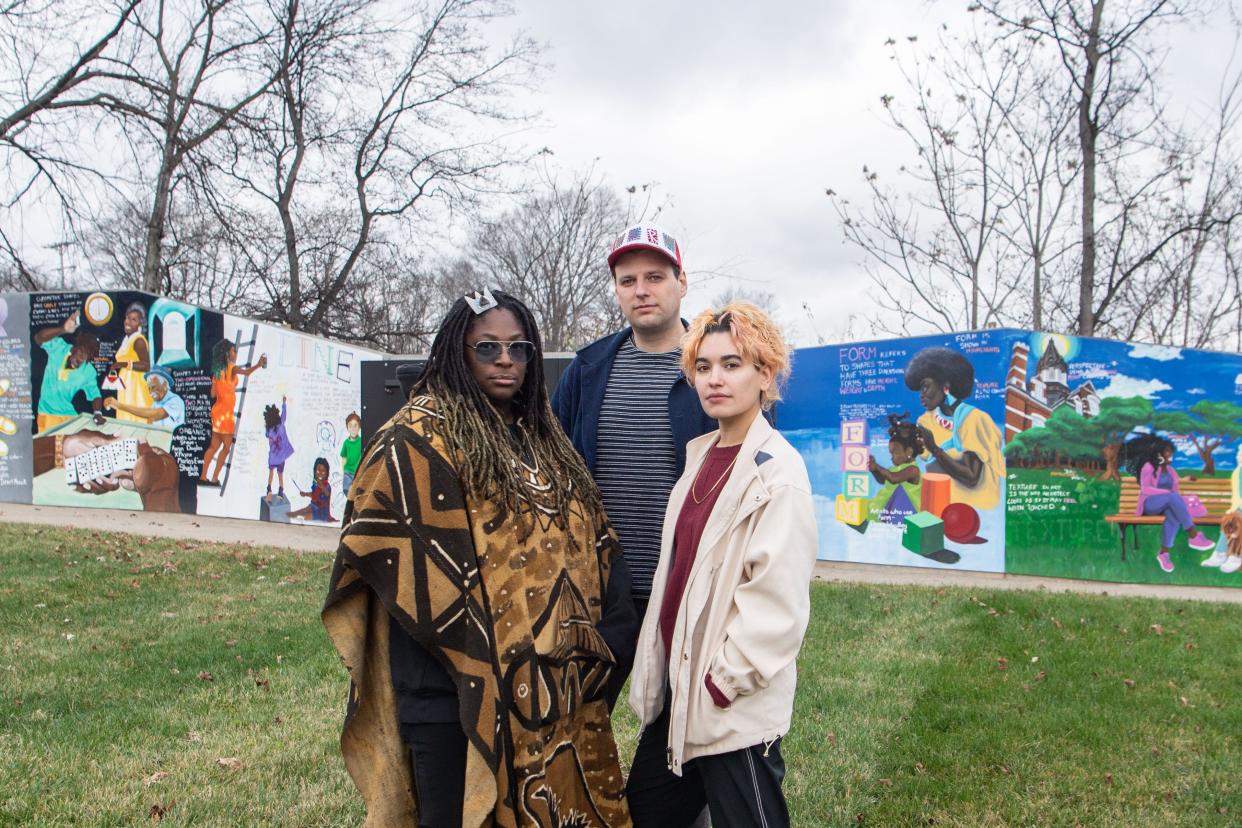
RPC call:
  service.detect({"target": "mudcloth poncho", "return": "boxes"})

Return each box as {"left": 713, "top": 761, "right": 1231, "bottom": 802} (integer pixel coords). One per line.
{"left": 323, "top": 396, "right": 631, "bottom": 827}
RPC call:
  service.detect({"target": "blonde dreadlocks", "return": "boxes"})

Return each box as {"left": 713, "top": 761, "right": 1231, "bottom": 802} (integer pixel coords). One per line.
{"left": 411, "top": 291, "right": 603, "bottom": 528}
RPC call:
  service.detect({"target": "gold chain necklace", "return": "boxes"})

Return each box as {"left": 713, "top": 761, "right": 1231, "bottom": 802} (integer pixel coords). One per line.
{"left": 690, "top": 450, "right": 739, "bottom": 504}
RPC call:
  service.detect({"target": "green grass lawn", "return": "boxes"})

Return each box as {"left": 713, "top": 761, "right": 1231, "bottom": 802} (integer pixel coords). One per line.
{"left": 1, "top": 521, "right": 1239, "bottom": 826}
{"left": 1006, "top": 468, "right": 1240, "bottom": 588}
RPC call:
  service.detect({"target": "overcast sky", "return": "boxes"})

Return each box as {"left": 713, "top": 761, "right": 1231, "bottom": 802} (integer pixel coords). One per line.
{"left": 493, "top": 0, "right": 1239, "bottom": 345}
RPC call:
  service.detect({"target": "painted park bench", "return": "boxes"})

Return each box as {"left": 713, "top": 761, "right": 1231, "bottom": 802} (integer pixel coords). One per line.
{"left": 1104, "top": 475, "right": 1233, "bottom": 559}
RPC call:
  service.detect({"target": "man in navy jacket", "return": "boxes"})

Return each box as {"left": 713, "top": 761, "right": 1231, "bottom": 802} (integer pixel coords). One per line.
{"left": 553, "top": 224, "right": 716, "bottom": 625}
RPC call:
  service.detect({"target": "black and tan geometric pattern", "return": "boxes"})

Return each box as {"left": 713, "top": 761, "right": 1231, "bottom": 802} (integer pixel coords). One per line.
{"left": 324, "top": 397, "right": 631, "bottom": 827}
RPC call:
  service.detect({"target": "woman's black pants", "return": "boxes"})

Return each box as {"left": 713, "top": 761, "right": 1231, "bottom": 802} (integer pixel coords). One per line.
{"left": 400, "top": 721, "right": 468, "bottom": 828}
{"left": 625, "top": 700, "right": 790, "bottom": 828}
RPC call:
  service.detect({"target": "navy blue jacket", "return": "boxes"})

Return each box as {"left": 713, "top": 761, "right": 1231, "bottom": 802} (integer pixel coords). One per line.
{"left": 552, "top": 326, "right": 716, "bottom": 478}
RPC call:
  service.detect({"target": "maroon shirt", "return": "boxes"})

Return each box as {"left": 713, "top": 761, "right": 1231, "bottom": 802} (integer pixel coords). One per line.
{"left": 659, "top": 443, "right": 742, "bottom": 656}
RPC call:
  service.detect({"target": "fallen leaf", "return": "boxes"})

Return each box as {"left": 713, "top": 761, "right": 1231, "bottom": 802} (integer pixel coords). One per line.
{"left": 1034, "top": 671, "right": 1047, "bottom": 682}
{"left": 878, "top": 778, "right": 893, "bottom": 787}
{"left": 1179, "top": 696, "right": 1191, "bottom": 707}
{"left": 1164, "top": 791, "right": 1173, "bottom": 802}
{"left": 1184, "top": 641, "right": 1197, "bottom": 651}
{"left": 827, "top": 731, "right": 837, "bottom": 745}
{"left": 1124, "top": 678, "right": 1136, "bottom": 688}
{"left": 1167, "top": 680, "right": 1178, "bottom": 689}
{"left": 149, "top": 803, "right": 166, "bottom": 822}
{"left": 1104, "top": 772, "right": 1113, "bottom": 785}
{"left": 914, "top": 762, "right": 925, "bottom": 773}
{"left": 999, "top": 765, "right": 1011, "bottom": 775}
{"left": 197, "top": 671, "right": 213, "bottom": 682}
{"left": 160, "top": 612, "right": 176, "bottom": 619}
{"left": 1149, "top": 624, "right": 1164, "bottom": 635}
{"left": 186, "top": 730, "right": 202, "bottom": 742}
{"left": 225, "top": 640, "right": 238, "bottom": 647}
{"left": 215, "top": 757, "right": 242, "bottom": 771}
{"left": 143, "top": 771, "right": 169, "bottom": 787}
{"left": 255, "top": 678, "right": 269, "bottom": 690}
{"left": 996, "top": 657, "right": 1008, "bottom": 671}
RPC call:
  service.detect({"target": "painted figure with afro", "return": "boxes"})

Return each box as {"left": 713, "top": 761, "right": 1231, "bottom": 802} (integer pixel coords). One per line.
{"left": 904, "top": 346, "right": 1004, "bottom": 510}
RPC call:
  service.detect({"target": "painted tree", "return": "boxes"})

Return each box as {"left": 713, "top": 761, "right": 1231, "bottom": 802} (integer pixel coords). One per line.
{"left": 1074, "top": 395, "right": 1155, "bottom": 480}
{"left": 1003, "top": 395, "right": 1153, "bottom": 478}
{"left": 1153, "top": 400, "right": 1242, "bottom": 475}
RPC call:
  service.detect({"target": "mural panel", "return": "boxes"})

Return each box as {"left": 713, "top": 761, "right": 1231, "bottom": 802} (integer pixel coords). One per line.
{"left": 782, "top": 332, "right": 1009, "bottom": 573}
{"left": 781, "top": 329, "right": 1242, "bottom": 587}
{"left": 1000, "top": 332, "right": 1242, "bottom": 587}
{"left": 7, "top": 290, "right": 380, "bottom": 525}
{"left": 0, "top": 292, "right": 34, "bottom": 502}
{"left": 192, "top": 316, "right": 374, "bottom": 526}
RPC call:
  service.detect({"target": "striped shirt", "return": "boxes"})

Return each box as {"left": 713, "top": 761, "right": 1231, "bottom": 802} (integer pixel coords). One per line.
{"left": 594, "top": 337, "right": 684, "bottom": 596}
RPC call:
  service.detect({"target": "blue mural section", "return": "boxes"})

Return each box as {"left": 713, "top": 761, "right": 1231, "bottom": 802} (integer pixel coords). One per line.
{"left": 784, "top": 332, "right": 1009, "bottom": 574}
{"left": 780, "top": 329, "right": 1242, "bottom": 588}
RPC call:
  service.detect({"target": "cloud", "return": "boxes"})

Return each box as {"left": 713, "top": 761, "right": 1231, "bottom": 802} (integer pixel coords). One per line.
{"left": 1235, "top": 372, "right": 1242, "bottom": 385}
{"left": 1100, "top": 374, "right": 1173, "bottom": 399}
{"left": 1128, "top": 343, "right": 1183, "bottom": 361}
{"left": 1188, "top": 387, "right": 1206, "bottom": 395}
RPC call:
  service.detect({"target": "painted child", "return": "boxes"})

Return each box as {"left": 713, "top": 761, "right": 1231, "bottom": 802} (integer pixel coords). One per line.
{"left": 200, "top": 340, "right": 266, "bottom": 486}
{"left": 339, "top": 412, "right": 362, "bottom": 496}
{"left": 264, "top": 396, "right": 294, "bottom": 500}
{"left": 289, "top": 457, "right": 334, "bottom": 523}
{"left": 1201, "top": 443, "right": 1242, "bottom": 574}
{"left": 867, "top": 413, "right": 924, "bottom": 524}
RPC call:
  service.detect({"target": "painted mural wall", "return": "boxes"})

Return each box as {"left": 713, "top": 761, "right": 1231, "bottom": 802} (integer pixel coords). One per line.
{"left": 1, "top": 290, "right": 381, "bottom": 527}
{"left": 3, "top": 291, "right": 1238, "bottom": 590}
{"left": 780, "top": 329, "right": 1242, "bottom": 588}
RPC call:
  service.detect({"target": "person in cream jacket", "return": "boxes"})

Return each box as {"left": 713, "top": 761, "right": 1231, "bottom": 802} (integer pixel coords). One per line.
{"left": 626, "top": 302, "right": 818, "bottom": 828}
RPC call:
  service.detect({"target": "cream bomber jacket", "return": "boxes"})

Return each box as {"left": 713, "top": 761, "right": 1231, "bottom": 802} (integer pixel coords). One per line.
{"left": 628, "top": 413, "right": 819, "bottom": 775}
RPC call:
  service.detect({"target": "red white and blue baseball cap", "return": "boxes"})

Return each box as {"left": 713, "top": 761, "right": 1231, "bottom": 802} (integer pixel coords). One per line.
{"left": 607, "top": 223, "right": 682, "bottom": 270}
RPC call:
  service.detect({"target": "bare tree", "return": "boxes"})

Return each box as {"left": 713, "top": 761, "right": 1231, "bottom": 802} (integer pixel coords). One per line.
{"left": 975, "top": 0, "right": 1225, "bottom": 337}
{"left": 0, "top": 0, "right": 141, "bottom": 280}
{"left": 831, "top": 24, "right": 1038, "bottom": 334}
{"left": 204, "top": 0, "right": 538, "bottom": 342}
{"left": 467, "top": 167, "right": 630, "bottom": 350}
{"left": 835, "top": 3, "right": 1242, "bottom": 347}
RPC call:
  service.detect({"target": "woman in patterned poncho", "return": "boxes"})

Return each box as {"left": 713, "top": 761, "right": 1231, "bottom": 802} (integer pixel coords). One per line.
{"left": 323, "top": 289, "right": 638, "bottom": 827}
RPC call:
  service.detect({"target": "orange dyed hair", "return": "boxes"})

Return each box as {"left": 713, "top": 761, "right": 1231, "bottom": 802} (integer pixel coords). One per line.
{"left": 681, "top": 302, "right": 791, "bottom": 409}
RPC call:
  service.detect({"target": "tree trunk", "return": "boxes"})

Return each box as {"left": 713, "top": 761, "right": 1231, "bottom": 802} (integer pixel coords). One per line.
{"left": 1032, "top": 244, "right": 1043, "bottom": 330}
{"left": 1077, "top": 0, "right": 1105, "bottom": 337}
{"left": 1100, "top": 441, "right": 1121, "bottom": 481}
{"left": 141, "top": 140, "right": 179, "bottom": 295}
